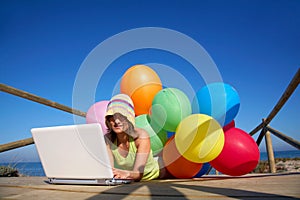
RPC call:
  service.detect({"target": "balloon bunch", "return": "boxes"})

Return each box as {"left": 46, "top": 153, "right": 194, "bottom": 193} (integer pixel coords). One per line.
{"left": 86, "top": 64, "right": 260, "bottom": 178}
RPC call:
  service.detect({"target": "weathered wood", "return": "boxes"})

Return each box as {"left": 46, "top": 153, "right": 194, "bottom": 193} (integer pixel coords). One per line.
{"left": 0, "top": 138, "right": 34, "bottom": 153}
{"left": 1, "top": 174, "right": 300, "bottom": 199}
{"left": 0, "top": 83, "right": 86, "bottom": 117}
{"left": 250, "top": 68, "right": 300, "bottom": 136}
{"left": 266, "top": 126, "right": 300, "bottom": 150}
{"left": 249, "top": 122, "right": 264, "bottom": 136}
{"left": 0, "top": 83, "right": 88, "bottom": 153}
{"left": 265, "top": 131, "right": 276, "bottom": 173}
{"left": 256, "top": 127, "right": 267, "bottom": 146}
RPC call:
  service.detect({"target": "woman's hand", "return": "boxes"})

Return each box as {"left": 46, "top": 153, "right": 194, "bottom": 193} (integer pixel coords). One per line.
{"left": 112, "top": 168, "right": 130, "bottom": 179}
{"left": 113, "top": 168, "right": 143, "bottom": 181}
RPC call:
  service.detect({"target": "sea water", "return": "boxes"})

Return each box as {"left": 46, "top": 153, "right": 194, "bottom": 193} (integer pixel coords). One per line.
{"left": 0, "top": 162, "right": 45, "bottom": 176}
{"left": 259, "top": 150, "right": 300, "bottom": 161}
{"left": 0, "top": 150, "right": 299, "bottom": 176}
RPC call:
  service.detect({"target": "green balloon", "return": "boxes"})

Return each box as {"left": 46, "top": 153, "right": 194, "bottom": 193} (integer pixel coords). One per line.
{"left": 151, "top": 88, "right": 192, "bottom": 132}
{"left": 135, "top": 114, "right": 167, "bottom": 156}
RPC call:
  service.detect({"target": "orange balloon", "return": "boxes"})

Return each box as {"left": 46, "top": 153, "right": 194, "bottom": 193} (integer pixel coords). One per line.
{"left": 131, "top": 84, "right": 162, "bottom": 115}
{"left": 162, "top": 136, "right": 203, "bottom": 178}
{"left": 121, "top": 65, "right": 162, "bottom": 115}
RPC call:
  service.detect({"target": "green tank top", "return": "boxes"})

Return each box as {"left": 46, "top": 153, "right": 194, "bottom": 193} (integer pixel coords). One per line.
{"left": 111, "top": 136, "right": 160, "bottom": 181}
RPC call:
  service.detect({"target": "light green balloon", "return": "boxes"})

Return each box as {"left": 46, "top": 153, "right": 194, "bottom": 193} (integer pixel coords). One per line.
{"left": 150, "top": 88, "right": 192, "bottom": 132}
{"left": 135, "top": 114, "right": 167, "bottom": 156}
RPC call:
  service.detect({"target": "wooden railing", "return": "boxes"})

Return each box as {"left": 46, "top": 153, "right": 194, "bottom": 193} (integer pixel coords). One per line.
{"left": 1, "top": 68, "right": 299, "bottom": 174}
{"left": 0, "top": 83, "right": 86, "bottom": 153}
{"left": 248, "top": 68, "right": 300, "bottom": 173}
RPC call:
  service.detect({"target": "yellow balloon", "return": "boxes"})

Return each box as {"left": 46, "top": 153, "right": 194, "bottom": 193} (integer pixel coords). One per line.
{"left": 174, "top": 114, "right": 224, "bottom": 163}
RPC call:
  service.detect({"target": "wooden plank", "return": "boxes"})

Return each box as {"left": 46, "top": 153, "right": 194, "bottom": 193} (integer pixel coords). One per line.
{"left": 266, "top": 126, "right": 300, "bottom": 150}
{"left": 0, "top": 83, "right": 86, "bottom": 117}
{"left": 1, "top": 175, "right": 300, "bottom": 199}
{"left": 256, "top": 127, "right": 267, "bottom": 146}
{"left": 249, "top": 122, "right": 264, "bottom": 136}
{"left": 0, "top": 138, "right": 34, "bottom": 153}
{"left": 0, "top": 83, "right": 88, "bottom": 152}
{"left": 250, "top": 68, "right": 300, "bottom": 136}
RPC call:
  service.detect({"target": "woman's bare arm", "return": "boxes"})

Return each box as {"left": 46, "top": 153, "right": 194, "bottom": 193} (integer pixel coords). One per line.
{"left": 113, "top": 128, "right": 151, "bottom": 181}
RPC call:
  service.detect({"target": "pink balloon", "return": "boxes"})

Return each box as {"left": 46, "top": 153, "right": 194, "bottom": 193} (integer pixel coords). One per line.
{"left": 210, "top": 128, "right": 260, "bottom": 176}
{"left": 86, "top": 100, "right": 109, "bottom": 134}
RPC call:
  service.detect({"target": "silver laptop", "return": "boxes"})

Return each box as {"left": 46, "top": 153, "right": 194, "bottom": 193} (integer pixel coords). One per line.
{"left": 31, "top": 123, "right": 132, "bottom": 185}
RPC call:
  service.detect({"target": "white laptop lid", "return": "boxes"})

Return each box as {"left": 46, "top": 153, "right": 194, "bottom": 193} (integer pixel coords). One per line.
{"left": 31, "top": 123, "right": 113, "bottom": 179}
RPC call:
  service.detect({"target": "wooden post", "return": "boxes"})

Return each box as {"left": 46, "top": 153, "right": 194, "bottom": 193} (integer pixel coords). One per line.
{"left": 250, "top": 68, "right": 300, "bottom": 136}
{"left": 0, "top": 83, "right": 86, "bottom": 117}
{"left": 249, "top": 122, "right": 264, "bottom": 137}
{"left": 0, "top": 138, "right": 34, "bottom": 153}
{"left": 266, "top": 126, "right": 300, "bottom": 150}
{"left": 265, "top": 131, "right": 276, "bottom": 173}
{"left": 256, "top": 127, "right": 267, "bottom": 146}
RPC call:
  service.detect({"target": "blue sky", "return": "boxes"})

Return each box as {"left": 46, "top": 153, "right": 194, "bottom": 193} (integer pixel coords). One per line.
{"left": 1, "top": 0, "right": 299, "bottom": 162}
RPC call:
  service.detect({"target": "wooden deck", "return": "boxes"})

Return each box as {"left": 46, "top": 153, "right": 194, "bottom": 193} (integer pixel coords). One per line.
{"left": 0, "top": 173, "right": 299, "bottom": 199}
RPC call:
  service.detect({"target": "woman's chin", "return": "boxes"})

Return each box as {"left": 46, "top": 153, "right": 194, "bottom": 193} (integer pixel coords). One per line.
{"left": 113, "top": 127, "right": 124, "bottom": 133}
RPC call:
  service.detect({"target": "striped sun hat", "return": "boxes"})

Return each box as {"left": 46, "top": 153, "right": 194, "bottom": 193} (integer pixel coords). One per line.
{"left": 106, "top": 94, "right": 135, "bottom": 126}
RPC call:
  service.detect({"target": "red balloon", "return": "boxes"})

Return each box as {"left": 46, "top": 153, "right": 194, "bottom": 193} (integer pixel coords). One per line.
{"left": 210, "top": 128, "right": 259, "bottom": 176}
{"left": 162, "top": 136, "right": 203, "bottom": 178}
{"left": 223, "top": 120, "right": 235, "bottom": 132}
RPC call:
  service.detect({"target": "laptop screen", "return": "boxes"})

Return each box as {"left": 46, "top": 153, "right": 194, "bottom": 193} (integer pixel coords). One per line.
{"left": 31, "top": 124, "right": 114, "bottom": 179}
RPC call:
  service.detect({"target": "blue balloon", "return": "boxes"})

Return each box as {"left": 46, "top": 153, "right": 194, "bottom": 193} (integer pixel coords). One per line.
{"left": 194, "top": 163, "right": 211, "bottom": 177}
{"left": 167, "top": 131, "right": 175, "bottom": 138}
{"left": 192, "top": 82, "right": 240, "bottom": 126}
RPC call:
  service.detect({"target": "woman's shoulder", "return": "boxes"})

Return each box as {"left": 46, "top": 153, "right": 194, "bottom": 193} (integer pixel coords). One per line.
{"left": 133, "top": 127, "right": 150, "bottom": 139}
{"left": 133, "top": 128, "right": 151, "bottom": 148}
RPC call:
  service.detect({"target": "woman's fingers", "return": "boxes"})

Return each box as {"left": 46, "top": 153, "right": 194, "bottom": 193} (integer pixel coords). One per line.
{"left": 113, "top": 168, "right": 122, "bottom": 178}
{"left": 113, "top": 168, "right": 129, "bottom": 179}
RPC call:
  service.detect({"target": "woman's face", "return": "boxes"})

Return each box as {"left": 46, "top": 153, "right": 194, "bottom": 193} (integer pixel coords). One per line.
{"left": 107, "top": 113, "right": 129, "bottom": 134}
